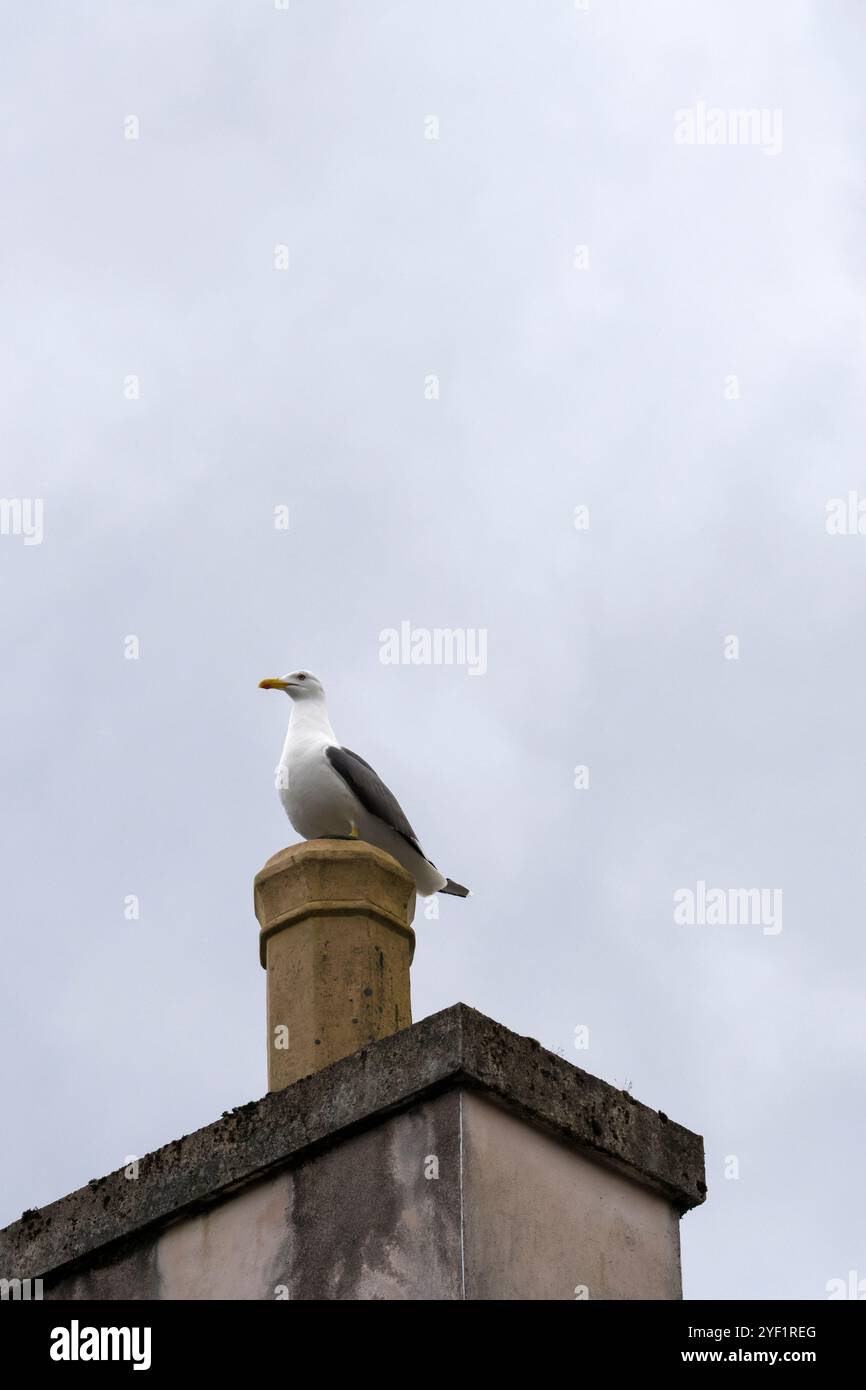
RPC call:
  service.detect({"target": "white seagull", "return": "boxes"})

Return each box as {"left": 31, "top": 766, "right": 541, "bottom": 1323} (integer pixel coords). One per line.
{"left": 259, "top": 670, "right": 470, "bottom": 900}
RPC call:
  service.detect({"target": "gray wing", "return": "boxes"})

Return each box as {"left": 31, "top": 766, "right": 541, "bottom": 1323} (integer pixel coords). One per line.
{"left": 326, "top": 745, "right": 428, "bottom": 859}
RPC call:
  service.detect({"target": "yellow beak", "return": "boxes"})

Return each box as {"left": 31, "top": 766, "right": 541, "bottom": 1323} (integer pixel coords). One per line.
{"left": 258, "top": 678, "right": 289, "bottom": 690}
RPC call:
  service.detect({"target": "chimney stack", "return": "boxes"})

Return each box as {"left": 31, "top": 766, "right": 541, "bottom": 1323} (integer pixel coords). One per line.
{"left": 253, "top": 839, "right": 416, "bottom": 1090}
{"left": 2, "top": 847, "right": 705, "bottom": 1300}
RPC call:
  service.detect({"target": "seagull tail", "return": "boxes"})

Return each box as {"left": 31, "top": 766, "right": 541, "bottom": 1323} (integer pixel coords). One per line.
{"left": 440, "top": 877, "right": 471, "bottom": 898}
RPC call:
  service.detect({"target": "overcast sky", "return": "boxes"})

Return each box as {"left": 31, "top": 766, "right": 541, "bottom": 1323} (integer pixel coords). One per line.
{"left": 2, "top": 0, "right": 864, "bottom": 1300}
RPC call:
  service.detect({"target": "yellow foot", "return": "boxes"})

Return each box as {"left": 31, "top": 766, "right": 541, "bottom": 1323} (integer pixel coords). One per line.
{"left": 348, "top": 822, "right": 360, "bottom": 839}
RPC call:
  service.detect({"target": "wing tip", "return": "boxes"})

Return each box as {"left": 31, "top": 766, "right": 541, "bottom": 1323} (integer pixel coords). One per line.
{"left": 440, "top": 878, "right": 471, "bottom": 898}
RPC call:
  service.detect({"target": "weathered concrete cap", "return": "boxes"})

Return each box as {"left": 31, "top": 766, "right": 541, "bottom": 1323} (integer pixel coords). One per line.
{"left": 0, "top": 1004, "right": 706, "bottom": 1282}
{"left": 254, "top": 839, "right": 416, "bottom": 968}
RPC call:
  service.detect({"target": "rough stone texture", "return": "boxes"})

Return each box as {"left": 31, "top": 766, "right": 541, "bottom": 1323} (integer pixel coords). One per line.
{"left": 37, "top": 1089, "right": 683, "bottom": 1301}
{"left": 0, "top": 1004, "right": 706, "bottom": 1299}
{"left": 254, "top": 840, "right": 416, "bottom": 1089}
{"left": 45, "top": 1095, "right": 462, "bottom": 1301}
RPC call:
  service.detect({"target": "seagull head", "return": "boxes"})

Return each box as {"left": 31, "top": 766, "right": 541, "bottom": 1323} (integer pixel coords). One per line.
{"left": 258, "top": 669, "right": 325, "bottom": 701}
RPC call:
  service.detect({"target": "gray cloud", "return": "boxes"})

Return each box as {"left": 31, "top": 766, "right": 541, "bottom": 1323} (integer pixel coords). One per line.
{"left": 1, "top": 0, "right": 863, "bottom": 1299}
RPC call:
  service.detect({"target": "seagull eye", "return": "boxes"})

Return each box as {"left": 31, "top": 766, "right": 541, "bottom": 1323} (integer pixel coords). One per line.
{"left": 296, "top": 673, "right": 306, "bottom": 681}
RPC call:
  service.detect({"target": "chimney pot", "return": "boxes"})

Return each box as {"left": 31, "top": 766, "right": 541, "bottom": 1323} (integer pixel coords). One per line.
{"left": 254, "top": 839, "right": 416, "bottom": 1090}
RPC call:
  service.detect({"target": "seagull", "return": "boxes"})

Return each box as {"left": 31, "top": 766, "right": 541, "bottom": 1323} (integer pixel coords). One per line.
{"left": 259, "top": 670, "right": 470, "bottom": 899}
